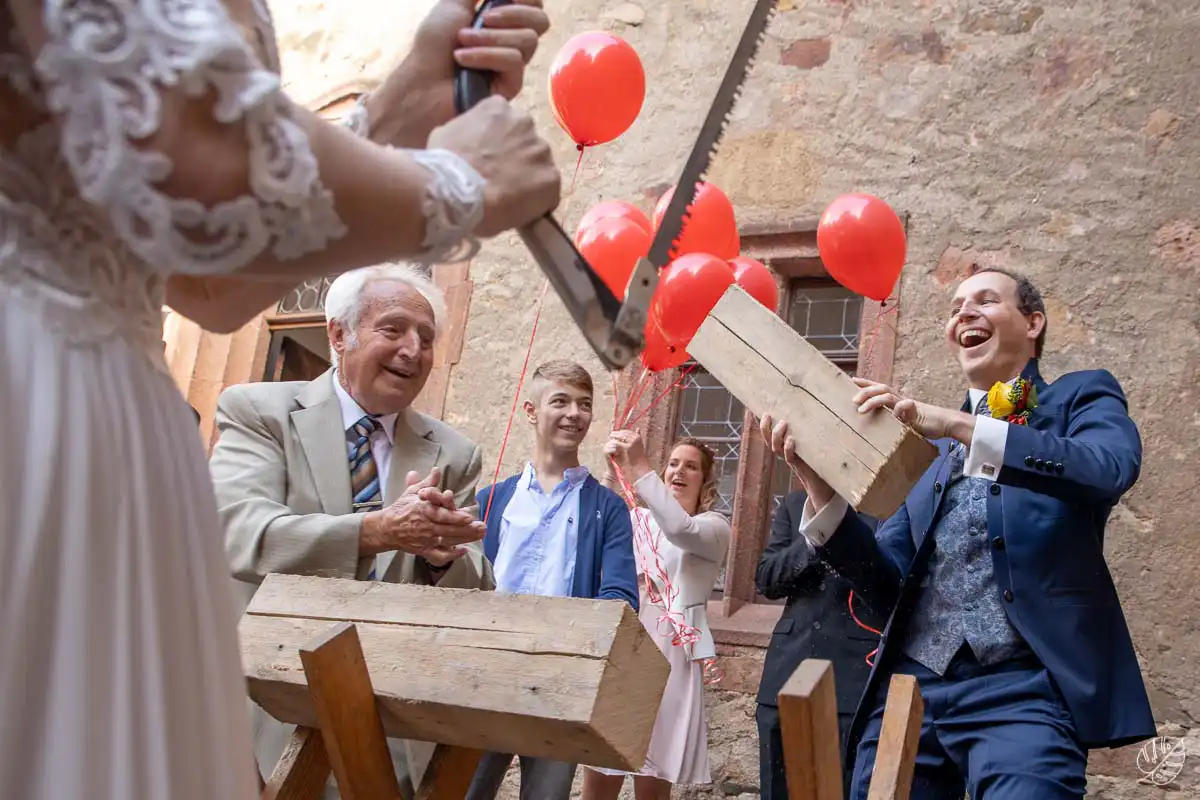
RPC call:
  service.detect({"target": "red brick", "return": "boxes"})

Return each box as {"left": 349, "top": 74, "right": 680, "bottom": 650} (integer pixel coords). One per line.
{"left": 781, "top": 37, "right": 832, "bottom": 70}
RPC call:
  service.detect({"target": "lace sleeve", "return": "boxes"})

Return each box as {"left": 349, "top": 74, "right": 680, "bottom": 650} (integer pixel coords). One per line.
{"left": 15, "top": 0, "right": 347, "bottom": 276}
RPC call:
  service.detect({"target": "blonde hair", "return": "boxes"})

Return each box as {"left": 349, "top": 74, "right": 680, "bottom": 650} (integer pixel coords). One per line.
{"left": 527, "top": 360, "right": 594, "bottom": 403}
{"left": 660, "top": 437, "right": 719, "bottom": 514}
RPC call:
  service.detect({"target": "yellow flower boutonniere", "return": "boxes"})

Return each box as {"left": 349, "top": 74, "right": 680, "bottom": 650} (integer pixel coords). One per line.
{"left": 988, "top": 378, "right": 1038, "bottom": 425}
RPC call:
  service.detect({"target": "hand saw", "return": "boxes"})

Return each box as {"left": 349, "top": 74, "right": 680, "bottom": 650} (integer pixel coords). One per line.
{"left": 453, "top": 0, "right": 777, "bottom": 371}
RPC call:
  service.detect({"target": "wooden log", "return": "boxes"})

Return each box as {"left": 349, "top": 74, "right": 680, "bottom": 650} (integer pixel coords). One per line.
{"left": 241, "top": 574, "right": 669, "bottom": 771}
{"left": 777, "top": 659, "right": 843, "bottom": 800}
{"left": 866, "top": 675, "right": 923, "bottom": 800}
{"left": 261, "top": 727, "right": 330, "bottom": 800}
{"left": 299, "top": 622, "right": 402, "bottom": 799}
{"left": 688, "top": 285, "right": 936, "bottom": 519}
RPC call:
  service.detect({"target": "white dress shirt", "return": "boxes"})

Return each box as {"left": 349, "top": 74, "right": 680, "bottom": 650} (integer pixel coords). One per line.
{"left": 800, "top": 382, "right": 1012, "bottom": 545}
{"left": 333, "top": 372, "right": 399, "bottom": 491}
{"left": 494, "top": 463, "right": 590, "bottom": 598}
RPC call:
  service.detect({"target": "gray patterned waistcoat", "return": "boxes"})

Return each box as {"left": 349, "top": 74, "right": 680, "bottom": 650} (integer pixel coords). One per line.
{"left": 902, "top": 400, "right": 1030, "bottom": 675}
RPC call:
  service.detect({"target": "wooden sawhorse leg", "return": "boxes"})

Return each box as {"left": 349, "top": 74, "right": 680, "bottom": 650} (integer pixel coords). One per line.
{"left": 261, "top": 727, "right": 331, "bottom": 800}
{"left": 260, "top": 622, "right": 482, "bottom": 800}
{"left": 777, "top": 659, "right": 924, "bottom": 800}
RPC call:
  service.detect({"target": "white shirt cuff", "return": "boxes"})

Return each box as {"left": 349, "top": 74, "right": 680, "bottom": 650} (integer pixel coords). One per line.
{"left": 799, "top": 493, "right": 849, "bottom": 547}
{"left": 963, "top": 415, "right": 1009, "bottom": 481}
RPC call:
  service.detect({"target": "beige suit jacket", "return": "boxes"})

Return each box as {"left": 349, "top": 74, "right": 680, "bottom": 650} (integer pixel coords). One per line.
{"left": 210, "top": 369, "right": 494, "bottom": 796}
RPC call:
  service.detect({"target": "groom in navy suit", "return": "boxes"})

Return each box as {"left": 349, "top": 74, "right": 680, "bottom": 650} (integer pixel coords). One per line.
{"left": 761, "top": 267, "right": 1154, "bottom": 799}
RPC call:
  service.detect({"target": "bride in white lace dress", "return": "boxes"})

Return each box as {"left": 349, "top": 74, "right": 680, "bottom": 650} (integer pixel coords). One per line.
{"left": 0, "top": 0, "right": 559, "bottom": 796}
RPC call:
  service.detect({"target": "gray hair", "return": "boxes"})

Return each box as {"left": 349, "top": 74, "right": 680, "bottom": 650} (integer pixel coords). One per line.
{"left": 324, "top": 263, "right": 446, "bottom": 368}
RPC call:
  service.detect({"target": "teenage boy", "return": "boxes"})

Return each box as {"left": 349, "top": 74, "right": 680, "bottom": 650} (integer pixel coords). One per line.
{"left": 465, "top": 359, "right": 638, "bottom": 800}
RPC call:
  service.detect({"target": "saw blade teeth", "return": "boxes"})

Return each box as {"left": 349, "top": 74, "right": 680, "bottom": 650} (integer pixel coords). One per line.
{"left": 646, "top": 0, "right": 778, "bottom": 268}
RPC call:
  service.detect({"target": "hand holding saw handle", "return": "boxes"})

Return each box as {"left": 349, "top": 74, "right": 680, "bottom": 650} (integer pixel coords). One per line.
{"left": 452, "top": 0, "right": 656, "bottom": 371}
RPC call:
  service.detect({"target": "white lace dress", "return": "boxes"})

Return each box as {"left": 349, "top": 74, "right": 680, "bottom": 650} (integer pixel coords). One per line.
{"left": 0, "top": 2, "right": 347, "bottom": 797}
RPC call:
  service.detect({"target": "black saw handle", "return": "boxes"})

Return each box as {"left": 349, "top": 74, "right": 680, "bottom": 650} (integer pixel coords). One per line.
{"left": 453, "top": 0, "right": 514, "bottom": 115}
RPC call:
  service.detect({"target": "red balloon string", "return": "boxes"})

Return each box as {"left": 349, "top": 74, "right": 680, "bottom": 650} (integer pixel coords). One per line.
{"left": 571, "top": 145, "right": 587, "bottom": 195}
{"left": 848, "top": 590, "right": 882, "bottom": 667}
{"left": 616, "top": 366, "right": 652, "bottom": 425}
{"left": 853, "top": 300, "right": 899, "bottom": 668}
{"left": 482, "top": 281, "right": 549, "bottom": 525}
{"left": 625, "top": 363, "right": 696, "bottom": 428}
{"left": 858, "top": 300, "right": 900, "bottom": 380}
{"left": 610, "top": 367, "right": 724, "bottom": 686}
{"left": 483, "top": 150, "right": 603, "bottom": 525}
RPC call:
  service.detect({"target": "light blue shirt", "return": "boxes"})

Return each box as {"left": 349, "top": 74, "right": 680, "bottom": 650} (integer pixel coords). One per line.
{"left": 494, "top": 463, "right": 591, "bottom": 597}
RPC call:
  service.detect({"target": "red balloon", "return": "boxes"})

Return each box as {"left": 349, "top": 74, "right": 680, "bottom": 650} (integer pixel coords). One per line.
{"left": 816, "top": 194, "right": 907, "bottom": 301}
{"left": 723, "top": 227, "right": 742, "bottom": 260}
{"left": 653, "top": 183, "right": 739, "bottom": 260}
{"left": 549, "top": 33, "right": 645, "bottom": 147}
{"left": 576, "top": 217, "right": 651, "bottom": 300}
{"left": 574, "top": 201, "right": 652, "bottom": 245}
{"left": 730, "top": 256, "right": 779, "bottom": 310}
{"left": 653, "top": 253, "right": 736, "bottom": 347}
{"left": 640, "top": 312, "right": 690, "bottom": 372}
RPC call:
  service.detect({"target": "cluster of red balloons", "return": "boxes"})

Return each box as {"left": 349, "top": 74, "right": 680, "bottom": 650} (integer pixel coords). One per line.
{"left": 549, "top": 33, "right": 909, "bottom": 367}
{"left": 574, "top": 183, "right": 780, "bottom": 372}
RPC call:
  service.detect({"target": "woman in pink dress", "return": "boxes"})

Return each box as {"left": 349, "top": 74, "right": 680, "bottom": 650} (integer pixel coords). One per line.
{"left": 584, "top": 431, "right": 732, "bottom": 800}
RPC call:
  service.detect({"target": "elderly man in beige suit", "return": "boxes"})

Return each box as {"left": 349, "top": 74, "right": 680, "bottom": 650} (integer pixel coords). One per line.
{"left": 210, "top": 263, "right": 491, "bottom": 796}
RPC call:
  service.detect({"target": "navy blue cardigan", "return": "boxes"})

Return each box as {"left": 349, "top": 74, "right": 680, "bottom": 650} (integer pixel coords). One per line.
{"left": 478, "top": 474, "right": 639, "bottom": 610}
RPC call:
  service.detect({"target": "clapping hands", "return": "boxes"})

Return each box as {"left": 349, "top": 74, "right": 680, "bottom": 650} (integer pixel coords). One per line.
{"left": 360, "top": 467, "right": 483, "bottom": 566}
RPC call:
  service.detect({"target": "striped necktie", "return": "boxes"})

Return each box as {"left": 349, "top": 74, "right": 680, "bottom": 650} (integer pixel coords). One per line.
{"left": 349, "top": 415, "right": 383, "bottom": 513}
{"left": 349, "top": 415, "right": 382, "bottom": 580}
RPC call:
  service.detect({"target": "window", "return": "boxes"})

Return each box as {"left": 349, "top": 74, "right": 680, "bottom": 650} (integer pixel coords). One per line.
{"left": 676, "top": 368, "right": 745, "bottom": 518}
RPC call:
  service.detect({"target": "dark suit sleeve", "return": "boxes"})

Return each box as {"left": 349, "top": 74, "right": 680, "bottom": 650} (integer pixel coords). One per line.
{"left": 755, "top": 500, "right": 819, "bottom": 600}
{"left": 999, "top": 370, "right": 1141, "bottom": 504}
{"left": 599, "top": 495, "right": 639, "bottom": 610}
{"left": 817, "top": 502, "right": 913, "bottom": 618}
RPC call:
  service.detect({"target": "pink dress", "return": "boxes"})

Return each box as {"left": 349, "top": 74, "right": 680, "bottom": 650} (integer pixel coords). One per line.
{"left": 594, "top": 472, "right": 731, "bottom": 784}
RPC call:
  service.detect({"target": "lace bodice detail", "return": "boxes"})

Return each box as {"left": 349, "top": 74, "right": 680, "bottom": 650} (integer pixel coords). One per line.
{"left": 0, "top": 0, "right": 347, "bottom": 350}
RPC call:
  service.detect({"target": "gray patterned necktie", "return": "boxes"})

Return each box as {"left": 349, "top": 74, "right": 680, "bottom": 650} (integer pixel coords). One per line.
{"left": 950, "top": 394, "right": 991, "bottom": 466}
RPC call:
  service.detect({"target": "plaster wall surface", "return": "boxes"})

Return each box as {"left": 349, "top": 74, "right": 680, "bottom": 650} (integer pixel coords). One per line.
{"left": 272, "top": 0, "right": 1200, "bottom": 795}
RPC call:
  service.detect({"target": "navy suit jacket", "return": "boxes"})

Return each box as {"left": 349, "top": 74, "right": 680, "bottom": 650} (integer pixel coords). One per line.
{"left": 478, "top": 474, "right": 639, "bottom": 610}
{"left": 819, "top": 360, "right": 1154, "bottom": 759}
{"left": 755, "top": 490, "right": 882, "bottom": 718}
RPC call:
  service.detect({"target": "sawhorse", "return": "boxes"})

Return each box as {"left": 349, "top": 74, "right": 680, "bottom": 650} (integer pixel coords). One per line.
{"left": 258, "top": 622, "right": 480, "bottom": 800}
{"left": 778, "top": 659, "right": 924, "bottom": 800}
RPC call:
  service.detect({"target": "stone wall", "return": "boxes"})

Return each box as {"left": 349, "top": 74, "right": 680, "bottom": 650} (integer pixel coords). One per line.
{"left": 270, "top": 0, "right": 1200, "bottom": 796}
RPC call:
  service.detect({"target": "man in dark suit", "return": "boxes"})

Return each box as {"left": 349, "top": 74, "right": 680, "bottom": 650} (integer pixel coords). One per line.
{"left": 755, "top": 491, "right": 882, "bottom": 799}
{"left": 760, "top": 267, "right": 1154, "bottom": 799}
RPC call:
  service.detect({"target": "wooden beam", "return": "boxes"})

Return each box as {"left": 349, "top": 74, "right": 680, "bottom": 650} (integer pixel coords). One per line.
{"left": 866, "top": 675, "right": 924, "bottom": 800}
{"left": 299, "top": 622, "right": 402, "bottom": 800}
{"left": 261, "top": 727, "right": 331, "bottom": 800}
{"left": 777, "top": 659, "right": 843, "bottom": 800}
{"left": 415, "top": 745, "right": 485, "bottom": 800}
{"left": 241, "top": 575, "right": 669, "bottom": 771}
{"left": 688, "top": 286, "right": 936, "bottom": 518}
